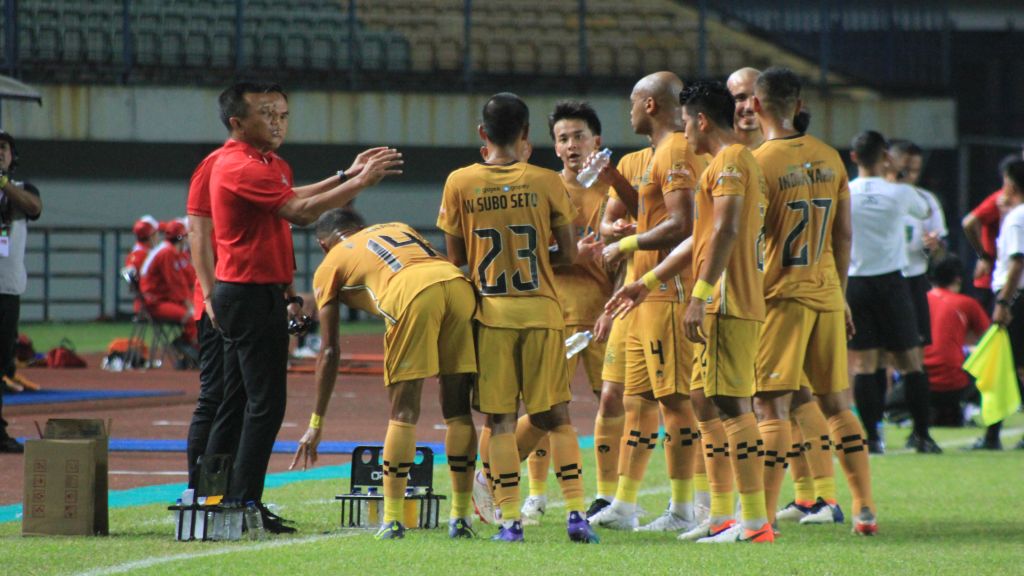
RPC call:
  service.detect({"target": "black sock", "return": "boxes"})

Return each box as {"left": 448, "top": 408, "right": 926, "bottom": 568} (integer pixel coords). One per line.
{"left": 854, "top": 373, "right": 880, "bottom": 442}
{"left": 903, "top": 371, "right": 931, "bottom": 438}
{"left": 985, "top": 421, "right": 1003, "bottom": 444}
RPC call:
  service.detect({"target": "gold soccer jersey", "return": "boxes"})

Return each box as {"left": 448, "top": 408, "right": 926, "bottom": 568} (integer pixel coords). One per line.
{"left": 693, "top": 143, "right": 768, "bottom": 321}
{"left": 609, "top": 147, "right": 653, "bottom": 284}
{"left": 752, "top": 133, "right": 850, "bottom": 312}
{"left": 555, "top": 175, "right": 613, "bottom": 326}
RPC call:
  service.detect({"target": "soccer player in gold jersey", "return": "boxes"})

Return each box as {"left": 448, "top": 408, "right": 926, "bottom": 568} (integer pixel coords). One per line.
{"left": 519, "top": 100, "right": 614, "bottom": 524}
{"left": 590, "top": 72, "right": 710, "bottom": 533}
{"left": 727, "top": 67, "right": 765, "bottom": 150}
{"left": 291, "top": 211, "right": 478, "bottom": 540}
{"left": 677, "top": 80, "right": 772, "bottom": 543}
{"left": 437, "top": 93, "right": 599, "bottom": 543}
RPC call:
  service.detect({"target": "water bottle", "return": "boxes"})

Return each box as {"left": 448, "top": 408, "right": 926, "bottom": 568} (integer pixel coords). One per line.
{"left": 565, "top": 330, "right": 594, "bottom": 359}
{"left": 244, "top": 500, "right": 264, "bottom": 540}
{"left": 365, "top": 487, "right": 382, "bottom": 527}
{"left": 577, "top": 148, "right": 612, "bottom": 188}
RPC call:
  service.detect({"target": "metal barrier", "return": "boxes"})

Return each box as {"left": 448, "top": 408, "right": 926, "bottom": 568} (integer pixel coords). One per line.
{"left": 20, "top": 225, "right": 447, "bottom": 322}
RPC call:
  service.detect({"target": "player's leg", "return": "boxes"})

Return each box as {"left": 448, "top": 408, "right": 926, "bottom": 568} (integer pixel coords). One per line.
{"left": 680, "top": 366, "right": 735, "bottom": 541}
{"left": 847, "top": 276, "right": 886, "bottom": 453}
{"left": 376, "top": 378, "right": 423, "bottom": 539}
{"left": 776, "top": 417, "right": 815, "bottom": 521}
{"left": 590, "top": 314, "right": 630, "bottom": 517}
{"left": 640, "top": 392, "right": 699, "bottom": 532}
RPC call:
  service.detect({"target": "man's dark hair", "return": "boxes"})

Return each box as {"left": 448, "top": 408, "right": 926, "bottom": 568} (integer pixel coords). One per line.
{"left": 315, "top": 208, "right": 366, "bottom": 240}
{"left": 482, "top": 93, "right": 529, "bottom": 147}
{"left": 218, "top": 82, "right": 288, "bottom": 130}
{"left": 793, "top": 109, "right": 811, "bottom": 133}
{"left": 0, "top": 130, "right": 18, "bottom": 173}
{"left": 1004, "top": 159, "right": 1024, "bottom": 191}
{"left": 755, "top": 66, "right": 801, "bottom": 116}
{"left": 929, "top": 255, "right": 963, "bottom": 288}
{"left": 889, "top": 139, "right": 922, "bottom": 158}
{"left": 999, "top": 153, "right": 1022, "bottom": 179}
{"left": 851, "top": 130, "right": 888, "bottom": 167}
{"left": 548, "top": 100, "right": 602, "bottom": 140}
{"left": 680, "top": 80, "right": 735, "bottom": 129}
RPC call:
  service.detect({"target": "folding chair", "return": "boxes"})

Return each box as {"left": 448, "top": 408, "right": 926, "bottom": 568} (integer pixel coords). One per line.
{"left": 121, "top": 267, "right": 181, "bottom": 369}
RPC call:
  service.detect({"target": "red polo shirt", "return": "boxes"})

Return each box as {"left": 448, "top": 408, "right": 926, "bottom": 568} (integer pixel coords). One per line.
{"left": 210, "top": 139, "right": 296, "bottom": 285}
{"left": 140, "top": 241, "right": 194, "bottom": 305}
{"left": 923, "top": 287, "right": 990, "bottom": 392}
{"left": 186, "top": 144, "right": 228, "bottom": 320}
{"left": 970, "top": 189, "right": 1004, "bottom": 290}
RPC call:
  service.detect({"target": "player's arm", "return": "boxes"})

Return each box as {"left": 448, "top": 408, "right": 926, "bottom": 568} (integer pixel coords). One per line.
{"left": 683, "top": 195, "right": 744, "bottom": 343}
{"left": 606, "top": 237, "right": 692, "bottom": 318}
{"left": 600, "top": 196, "right": 636, "bottom": 241}
{"left": 444, "top": 234, "right": 468, "bottom": 267}
{"left": 292, "top": 147, "right": 392, "bottom": 198}
{"left": 833, "top": 195, "right": 855, "bottom": 337}
{"left": 906, "top": 186, "right": 932, "bottom": 220}
{"left": 550, "top": 223, "right": 579, "bottom": 268}
{"left": 0, "top": 179, "right": 41, "bottom": 218}
{"left": 291, "top": 299, "right": 341, "bottom": 470}
{"left": 994, "top": 255, "right": 1024, "bottom": 327}
{"left": 187, "top": 215, "right": 217, "bottom": 326}
{"left": 593, "top": 159, "right": 638, "bottom": 216}
{"left": 277, "top": 150, "right": 403, "bottom": 226}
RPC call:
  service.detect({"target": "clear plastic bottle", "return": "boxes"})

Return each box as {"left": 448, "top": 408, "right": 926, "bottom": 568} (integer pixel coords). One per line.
{"left": 565, "top": 330, "right": 594, "bottom": 359}
{"left": 577, "top": 148, "right": 612, "bottom": 188}
{"left": 364, "top": 487, "right": 382, "bottom": 527}
{"left": 244, "top": 500, "right": 264, "bottom": 540}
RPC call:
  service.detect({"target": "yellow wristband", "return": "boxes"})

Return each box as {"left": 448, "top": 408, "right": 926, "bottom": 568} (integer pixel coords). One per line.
{"left": 0, "top": 176, "right": 8, "bottom": 188}
{"left": 309, "top": 413, "right": 322, "bottom": 430}
{"left": 691, "top": 279, "right": 714, "bottom": 302}
{"left": 641, "top": 270, "right": 661, "bottom": 291}
{"left": 618, "top": 235, "right": 639, "bottom": 254}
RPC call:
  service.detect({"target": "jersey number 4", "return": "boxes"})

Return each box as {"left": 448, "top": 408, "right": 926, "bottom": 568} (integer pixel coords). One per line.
{"left": 367, "top": 232, "right": 437, "bottom": 272}
{"left": 473, "top": 225, "right": 539, "bottom": 295}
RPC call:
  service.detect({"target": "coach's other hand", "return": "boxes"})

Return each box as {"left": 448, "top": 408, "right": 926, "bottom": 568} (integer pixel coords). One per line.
{"left": 683, "top": 297, "right": 707, "bottom": 344}
{"left": 290, "top": 427, "right": 323, "bottom": 470}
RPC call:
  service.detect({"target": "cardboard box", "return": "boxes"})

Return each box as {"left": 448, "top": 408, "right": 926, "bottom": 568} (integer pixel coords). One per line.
{"left": 22, "top": 419, "right": 109, "bottom": 536}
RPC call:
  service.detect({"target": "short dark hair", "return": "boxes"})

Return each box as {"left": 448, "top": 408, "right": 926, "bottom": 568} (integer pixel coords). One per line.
{"left": 929, "top": 255, "right": 963, "bottom": 288}
{"left": 999, "top": 153, "right": 1022, "bottom": 179}
{"left": 680, "top": 80, "right": 735, "bottom": 129}
{"left": 793, "top": 109, "right": 811, "bottom": 133}
{"left": 755, "top": 66, "right": 801, "bottom": 116}
{"left": 548, "top": 100, "right": 602, "bottom": 140}
{"left": 1005, "top": 159, "right": 1024, "bottom": 190}
{"left": 889, "top": 139, "right": 923, "bottom": 158}
{"left": 482, "top": 93, "right": 529, "bottom": 147}
{"left": 0, "top": 130, "right": 18, "bottom": 173}
{"left": 851, "top": 130, "right": 888, "bottom": 167}
{"left": 315, "top": 208, "right": 366, "bottom": 240}
{"left": 218, "top": 82, "right": 287, "bottom": 130}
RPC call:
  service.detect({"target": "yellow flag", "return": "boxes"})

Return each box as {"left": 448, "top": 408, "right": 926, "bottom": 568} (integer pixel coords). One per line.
{"left": 963, "top": 326, "right": 1022, "bottom": 426}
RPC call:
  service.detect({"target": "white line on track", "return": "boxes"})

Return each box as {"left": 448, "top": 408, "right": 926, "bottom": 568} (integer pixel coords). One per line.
{"left": 109, "top": 470, "right": 188, "bottom": 476}
{"left": 72, "top": 533, "right": 358, "bottom": 576}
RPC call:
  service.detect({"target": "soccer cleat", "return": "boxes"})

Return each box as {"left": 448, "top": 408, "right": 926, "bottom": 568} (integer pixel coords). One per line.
{"left": 635, "top": 510, "right": 697, "bottom": 533}
{"left": 965, "top": 437, "right": 1002, "bottom": 451}
{"left": 374, "top": 520, "right": 406, "bottom": 540}
{"left": 1015, "top": 437, "right": 1024, "bottom": 451}
{"left": 567, "top": 511, "right": 600, "bottom": 543}
{"left": 696, "top": 520, "right": 741, "bottom": 543}
{"left": 491, "top": 521, "right": 524, "bottom": 543}
{"left": 904, "top": 431, "right": 919, "bottom": 450}
{"left": 739, "top": 523, "right": 775, "bottom": 543}
{"left": 448, "top": 518, "right": 476, "bottom": 539}
{"left": 589, "top": 503, "right": 639, "bottom": 530}
{"left": 677, "top": 519, "right": 711, "bottom": 541}
{"left": 867, "top": 437, "right": 885, "bottom": 455}
{"left": 913, "top": 435, "right": 943, "bottom": 454}
{"left": 585, "top": 497, "right": 611, "bottom": 519}
{"left": 0, "top": 436, "right": 23, "bottom": 453}
{"left": 520, "top": 495, "right": 547, "bottom": 526}
{"left": 694, "top": 502, "right": 710, "bottom": 525}
{"left": 775, "top": 501, "right": 813, "bottom": 522}
{"left": 472, "top": 470, "right": 496, "bottom": 525}
{"left": 852, "top": 507, "right": 878, "bottom": 536}
{"left": 800, "top": 498, "right": 845, "bottom": 524}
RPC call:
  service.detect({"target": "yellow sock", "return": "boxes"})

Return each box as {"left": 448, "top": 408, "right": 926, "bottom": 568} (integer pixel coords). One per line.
{"left": 739, "top": 491, "right": 767, "bottom": 526}
{"left": 829, "top": 409, "right": 875, "bottom": 515}
{"left": 451, "top": 492, "right": 471, "bottom": 521}
{"left": 382, "top": 420, "right": 416, "bottom": 523}
{"left": 444, "top": 416, "right": 477, "bottom": 520}
{"left": 698, "top": 418, "right": 733, "bottom": 520}
{"left": 550, "top": 424, "right": 585, "bottom": 514}
{"left": 723, "top": 413, "right": 766, "bottom": 525}
{"left": 488, "top": 432, "right": 521, "bottom": 522}
{"left": 527, "top": 435, "right": 551, "bottom": 497}
{"left": 793, "top": 401, "right": 835, "bottom": 502}
{"left": 593, "top": 415, "right": 625, "bottom": 499}
{"left": 615, "top": 475, "right": 641, "bottom": 504}
{"left": 694, "top": 472, "right": 709, "bottom": 494}
{"left": 814, "top": 477, "right": 837, "bottom": 504}
{"left": 670, "top": 478, "right": 693, "bottom": 505}
{"left": 758, "top": 418, "right": 790, "bottom": 524}
{"left": 789, "top": 420, "right": 815, "bottom": 506}
{"left": 662, "top": 400, "right": 698, "bottom": 500}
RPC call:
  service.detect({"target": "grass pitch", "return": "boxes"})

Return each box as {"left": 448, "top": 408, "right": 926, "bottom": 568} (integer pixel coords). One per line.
{"left": 1, "top": 415, "right": 1021, "bottom": 575}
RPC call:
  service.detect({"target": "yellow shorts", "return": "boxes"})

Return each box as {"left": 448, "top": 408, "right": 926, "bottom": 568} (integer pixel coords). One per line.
{"left": 691, "top": 314, "right": 760, "bottom": 398}
{"left": 757, "top": 299, "right": 849, "bottom": 395}
{"left": 600, "top": 312, "right": 631, "bottom": 384}
{"left": 475, "top": 325, "right": 571, "bottom": 415}
{"left": 383, "top": 278, "right": 477, "bottom": 386}
{"left": 565, "top": 324, "right": 606, "bottom": 392}
{"left": 624, "top": 301, "right": 692, "bottom": 398}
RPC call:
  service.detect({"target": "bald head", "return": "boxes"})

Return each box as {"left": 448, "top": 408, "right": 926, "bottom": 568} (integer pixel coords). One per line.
{"left": 629, "top": 71, "right": 683, "bottom": 135}
{"left": 727, "top": 67, "right": 761, "bottom": 135}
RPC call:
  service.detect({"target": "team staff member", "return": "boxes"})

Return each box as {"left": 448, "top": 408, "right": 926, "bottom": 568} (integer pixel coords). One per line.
{"left": 125, "top": 216, "right": 159, "bottom": 315}
{"left": 290, "top": 211, "right": 478, "bottom": 541}
{"left": 963, "top": 156, "right": 1019, "bottom": 311}
{"left": 139, "top": 221, "right": 197, "bottom": 345}
{"left": 208, "top": 81, "right": 401, "bottom": 531}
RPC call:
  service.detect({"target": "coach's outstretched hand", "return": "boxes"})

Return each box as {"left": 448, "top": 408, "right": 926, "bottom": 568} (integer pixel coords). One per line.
{"left": 354, "top": 148, "right": 403, "bottom": 188}
{"left": 290, "top": 426, "right": 323, "bottom": 471}
{"left": 344, "top": 147, "right": 389, "bottom": 180}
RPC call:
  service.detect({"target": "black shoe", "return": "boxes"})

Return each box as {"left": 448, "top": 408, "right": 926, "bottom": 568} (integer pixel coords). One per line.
{"left": 904, "top": 431, "right": 919, "bottom": 450}
{"left": 0, "top": 436, "right": 23, "bottom": 453}
{"left": 964, "top": 437, "right": 1002, "bottom": 451}
{"left": 261, "top": 507, "right": 297, "bottom": 534}
{"left": 260, "top": 503, "right": 294, "bottom": 525}
{"left": 914, "top": 435, "right": 943, "bottom": 454}
{"left": 585, "top": 497, "right": 611, "bottom": 519}
{"left": 867, "top": 437, "right": 885, "bottom": 455}
{"left": 1014, "top": 437, "right": 1024, "bottom": 450}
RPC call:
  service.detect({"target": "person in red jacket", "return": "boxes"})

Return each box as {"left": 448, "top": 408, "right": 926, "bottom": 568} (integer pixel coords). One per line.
{"left": 923, "top": 256, "right": 989, "bottom": 428}
{"left": 124, "top": 216, "right": 159, "bottom": 314}
{"left": 140, "top": 221, "right": 197, "bottom": 346}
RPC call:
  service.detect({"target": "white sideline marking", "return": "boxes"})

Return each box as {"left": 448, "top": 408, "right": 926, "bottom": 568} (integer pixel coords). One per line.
{"left": 151, "top": 420, "right": 190, "bottom": 427}
{"left": 73, "top": 533, "right": 357, "bottom": 576}
{"left": 109, "top": 470, "right": 187, "bottom": 476}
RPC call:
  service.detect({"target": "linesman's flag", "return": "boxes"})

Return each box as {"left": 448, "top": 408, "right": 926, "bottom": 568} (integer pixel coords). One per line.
{"left": 963, "top": 326, "right": 1022, "bottom": 426}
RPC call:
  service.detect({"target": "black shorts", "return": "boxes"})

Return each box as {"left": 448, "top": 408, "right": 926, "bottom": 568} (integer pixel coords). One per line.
{"left": 906, "top": 273, "right": 932, "bottom": 346}
{"left": 847, "top": 271, "right": 922, "bottom": 352}
{"left": 1006, "top": 295, "right": 1024, "bottom": 367}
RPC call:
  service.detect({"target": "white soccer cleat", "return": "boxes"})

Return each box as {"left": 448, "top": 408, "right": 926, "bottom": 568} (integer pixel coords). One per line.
{"left": 800, "top": 498, "right": 845, "bottom": 525}
{"left": 776, "top": 501, "right": 813, "bottom": 522}
{"left": 677, "top": 519, "right": 711, "bottom": 541}
{"left": 696, "top": 520, "right": 742, "bottom": 543}
{"left": 520, "top": 495, "right": 547, "bottom": 526}
{"left": 635, "top": 510, "right": 697, "bottom": 533}
{"left": 589, "top": 503, "right": 639, "bottom": 530}
{"left": 472, "top": 470, "right": 496, "bottom": 525}
{"left": 693, "top": 502, "right": 710, "bottom": 525}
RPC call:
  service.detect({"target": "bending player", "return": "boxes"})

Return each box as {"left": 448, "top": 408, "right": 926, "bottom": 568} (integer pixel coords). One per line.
{"left": 291, "top": 210, "right": 479, "bottom": 541}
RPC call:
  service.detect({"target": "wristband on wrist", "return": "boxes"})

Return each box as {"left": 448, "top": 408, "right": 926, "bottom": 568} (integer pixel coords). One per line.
{"left": 691, "top": 279, "right": 714, "bottom": 302}
{"left": 0, "top": 175, "right": 8, "bottom": 188}
{"left": 618, "top": 235, "right": 639, "bottom": 254}
{"left": 309, "top": 413, "right": 322, "bottom": 430}
{"left": 337, "top": 169, "right": 348, "bottom": 183}
{"left": 287, "top": 295, "right": 304, "bottom": 307}
{"left": 641, "top": 270, "right": 661, "bottom": 291}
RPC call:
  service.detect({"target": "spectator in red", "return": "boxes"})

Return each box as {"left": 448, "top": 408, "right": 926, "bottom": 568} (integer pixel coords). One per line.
{"left": 124, "top": 216, "right": 159, "bottom": 313}
{"left": 139, "top": 220, "right": 198, "bottom": 346}
{"left": 923, "top": 256, "right": 989, "bottom": 428}
{"left": 962, "top": 155, "right": 1020, "bottom": 311}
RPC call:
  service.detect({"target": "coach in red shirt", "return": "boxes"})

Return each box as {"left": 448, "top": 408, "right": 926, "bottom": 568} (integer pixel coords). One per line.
{"left": 207, "top": 82, "right": 401, "bottom": 529}
{"left": 963, "top": 155, "right": 1022, "bottom": 311}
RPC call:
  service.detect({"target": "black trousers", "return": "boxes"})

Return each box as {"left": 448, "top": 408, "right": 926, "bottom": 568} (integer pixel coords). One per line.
{"left": 208, "top": 282, "right": 288, "bottom": 503}
{"left": 186, "top": 313, "right": 227, "bottom": 488}
{"left": 0, "top": 293, "right": 18, "bottom": 438}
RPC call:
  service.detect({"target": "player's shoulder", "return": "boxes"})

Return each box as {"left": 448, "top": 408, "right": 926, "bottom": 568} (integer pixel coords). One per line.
{"left": 1004, "top": 203, "right": 1024, "bottom": 226}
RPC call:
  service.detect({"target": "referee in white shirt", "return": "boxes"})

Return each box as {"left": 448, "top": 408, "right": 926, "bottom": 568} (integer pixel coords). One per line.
{"left": 847, "top": 131, "right": 941, "bottom": 454}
